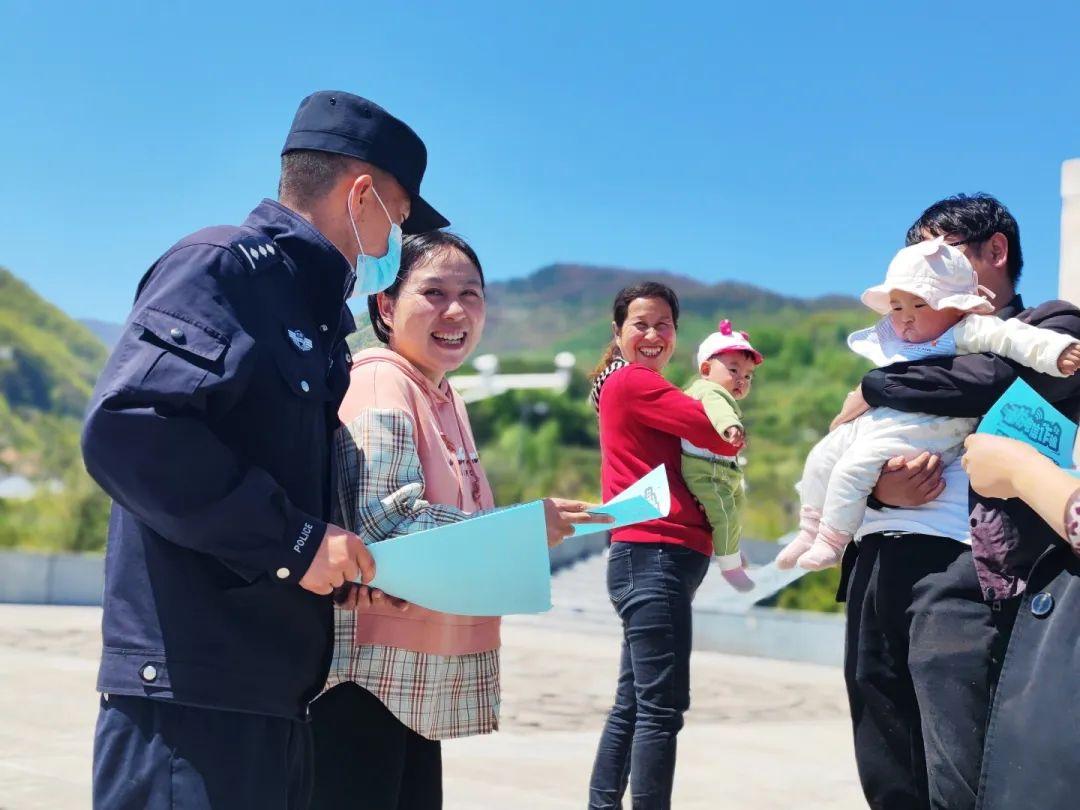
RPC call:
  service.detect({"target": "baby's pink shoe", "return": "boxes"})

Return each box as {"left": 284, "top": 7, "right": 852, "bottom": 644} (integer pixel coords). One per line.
{"left": 797, "top": 523, "right": 852, "bottom": 571}
{"left": 775, "top": 506, "right": 821, "bottom": 570}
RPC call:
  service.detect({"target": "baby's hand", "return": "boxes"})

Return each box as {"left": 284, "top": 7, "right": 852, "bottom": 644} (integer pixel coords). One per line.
{"left": 723, "top": 426, "right": 745, "bottom": 447}
{"left": 1058, "top": 343, "right": 1080, "bottom": 376}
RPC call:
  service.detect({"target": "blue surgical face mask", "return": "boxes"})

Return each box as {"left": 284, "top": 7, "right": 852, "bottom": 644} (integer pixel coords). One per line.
{"left": 347, "top": 183, "right": 403, "bottom": 296}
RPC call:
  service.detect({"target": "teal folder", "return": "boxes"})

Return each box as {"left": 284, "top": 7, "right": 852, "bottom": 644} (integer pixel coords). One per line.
{"left": 366, "top": 501, "right": 551, "bottom": 616}
{"left": 977, "top": 379, "right": 1078, "bottom": 468}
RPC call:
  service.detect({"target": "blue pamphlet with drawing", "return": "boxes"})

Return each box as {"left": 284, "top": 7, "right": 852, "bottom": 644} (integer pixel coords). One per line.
{"left": 366, "top": 501, "right": 551, "bottom": 616}
{"left": 357, "top": 467, "right": 670, "bottom": 615}
{"left": 977, "top": 379, "right": 1078, "bottom": 469}
{"left": 572, "top": 464, "right": 672, "bottom": 536}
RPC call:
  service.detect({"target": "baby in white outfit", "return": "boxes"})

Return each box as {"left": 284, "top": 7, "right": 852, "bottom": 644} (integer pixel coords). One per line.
{"left": 776, "top": 237, "right": 1080, "bottom": 571}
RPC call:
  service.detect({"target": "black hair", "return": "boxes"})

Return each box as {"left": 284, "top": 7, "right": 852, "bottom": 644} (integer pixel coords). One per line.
{"left": 277, "top": 149, "right": 360, "bottom": 207}
{"left": 367, "top": 231, "right": 485, "bottom": 344}
{"left": 904, "top": 193, "right": 1023, "bottom": 284}
{"left": 591, "top": 281, "right": 681, "bottom": 378}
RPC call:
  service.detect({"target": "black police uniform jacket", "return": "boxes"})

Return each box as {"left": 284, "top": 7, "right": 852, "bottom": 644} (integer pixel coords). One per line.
{"left": 82, "top": 199, "right": 356, "bottom": 719}
{"left": 974, "top": 546, "right": 1080, "bottom": 809}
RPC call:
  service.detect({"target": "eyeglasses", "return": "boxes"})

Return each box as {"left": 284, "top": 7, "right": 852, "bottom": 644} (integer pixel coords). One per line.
{"left": 944, "top": 232, "right": 992, "bottom": 248}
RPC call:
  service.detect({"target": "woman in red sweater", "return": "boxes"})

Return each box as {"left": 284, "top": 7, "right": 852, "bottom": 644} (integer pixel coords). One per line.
{"left": 587, "top": 282, "right": 740, "bottom": 810}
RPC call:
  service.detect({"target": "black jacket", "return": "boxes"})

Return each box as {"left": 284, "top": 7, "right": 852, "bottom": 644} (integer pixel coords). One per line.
{"left": 975, "top": 545, "right": 1080, "bottom": 809}
{"left": 862, "top": 296, "right": 1080, "bottom": 599}
{"left": 82, "top": 199, "right": 355, "bottom": 719}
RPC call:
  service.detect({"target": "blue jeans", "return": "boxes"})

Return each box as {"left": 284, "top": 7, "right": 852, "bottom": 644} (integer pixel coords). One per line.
{"left": 589, "top": 542, "right": 710, "bottom": 809}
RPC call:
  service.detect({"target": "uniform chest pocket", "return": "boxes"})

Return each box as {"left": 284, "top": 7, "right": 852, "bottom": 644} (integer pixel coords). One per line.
{"left": 269, "top": 330, "right": 332, "bottom": 403}
{"left": 128, "top": 307, "right": 230, "bottom": 397}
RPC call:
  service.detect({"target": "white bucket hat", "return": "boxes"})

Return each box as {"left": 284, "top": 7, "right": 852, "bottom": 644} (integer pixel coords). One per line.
{"left": 860, "top": 237, "right": 996, "bottom": 315}
{"left": 696, "top": 320, "right": 764, "bottom": 368}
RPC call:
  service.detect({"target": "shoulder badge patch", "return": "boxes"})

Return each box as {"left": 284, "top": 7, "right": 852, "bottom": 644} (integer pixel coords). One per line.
{"left": 231, "top": 236, "right": 282, "bottom": 273}
{"left": 288, "top": 328, "right": 313, "bottom": 352}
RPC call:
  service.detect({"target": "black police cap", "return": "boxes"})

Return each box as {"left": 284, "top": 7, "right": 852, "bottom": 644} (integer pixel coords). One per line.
{"left": 282, "top": 91, "right": 449, "bottom": 234}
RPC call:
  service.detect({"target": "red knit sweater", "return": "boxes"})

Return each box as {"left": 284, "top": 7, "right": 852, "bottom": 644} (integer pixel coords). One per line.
{"left": 598, "top": 364, "right": 741, "bottom": 556}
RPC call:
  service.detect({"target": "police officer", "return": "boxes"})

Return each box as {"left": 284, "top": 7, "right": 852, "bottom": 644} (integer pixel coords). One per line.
{"left": 83, "top": 91, "right": 449, "bottom": 809}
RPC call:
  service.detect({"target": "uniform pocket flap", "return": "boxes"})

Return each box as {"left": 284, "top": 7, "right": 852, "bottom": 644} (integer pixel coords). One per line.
{"left": 134, "top": 307, "right": 229, "bottom": 364}
{"left": 270, "top": 337, "right": 332, "bottom": 401}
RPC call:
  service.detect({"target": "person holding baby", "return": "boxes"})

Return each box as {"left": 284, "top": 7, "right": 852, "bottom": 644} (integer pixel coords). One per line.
{"left": 799, "top": 194, "right": 1080, "bottom": 810}
{"left": 778, "top": 236, "right": 1079, "bottom": 572}
{"left": 586, "top": 282, "right": 745, "bottom": 810}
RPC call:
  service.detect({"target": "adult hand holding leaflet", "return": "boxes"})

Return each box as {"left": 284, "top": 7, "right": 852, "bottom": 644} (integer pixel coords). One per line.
{"left": 572, "top": 464, "right": 671, "bottom": 536}
{"left": 358, "top": 467, "right": 669, "bottom": 614}
{"left": 977, "top": 379, "right": 1078, "bottom": 468}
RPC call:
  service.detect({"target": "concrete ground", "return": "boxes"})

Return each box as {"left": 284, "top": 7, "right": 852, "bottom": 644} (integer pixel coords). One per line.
{"left": 0, "top": 602, "right": 864, "bottom": 809}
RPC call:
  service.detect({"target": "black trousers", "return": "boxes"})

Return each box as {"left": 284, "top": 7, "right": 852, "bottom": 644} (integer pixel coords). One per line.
{"left": 92, "top": 694, "right": 312, "bottom": 810}
{"left": 309, "top": 682, "right": 442, "bottom": 810}
{"left": 841, "top": 534, "right": 1018, "bottom": 810}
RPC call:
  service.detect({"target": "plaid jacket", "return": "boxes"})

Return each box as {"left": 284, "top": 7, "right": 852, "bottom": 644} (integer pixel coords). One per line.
{"left": 325, "top": 407, "right": 500, "bottom": 740}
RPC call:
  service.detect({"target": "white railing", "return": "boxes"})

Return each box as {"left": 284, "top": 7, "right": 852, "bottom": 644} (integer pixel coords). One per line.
{"left": 450, "top": 352, "right": 577, "bottom": 403}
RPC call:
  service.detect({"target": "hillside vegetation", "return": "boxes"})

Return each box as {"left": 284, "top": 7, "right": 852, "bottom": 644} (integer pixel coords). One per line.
{"left": 476, "top": 263, "right": 856, "bottom": 358}
{"left": 0, "top": 268, "right": 112, "bottom": 550}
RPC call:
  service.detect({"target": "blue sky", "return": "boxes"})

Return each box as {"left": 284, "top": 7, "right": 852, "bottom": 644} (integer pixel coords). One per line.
{"left": 2, "top": 1, "right": 1077, "bottom": 324}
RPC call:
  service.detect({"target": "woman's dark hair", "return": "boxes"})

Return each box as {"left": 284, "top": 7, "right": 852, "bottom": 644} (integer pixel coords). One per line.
{"left": 367, "top": 231, "right": 485, "bottom": 344}
{"left": 590, "top": 281, "right": 680, "bottom": 379}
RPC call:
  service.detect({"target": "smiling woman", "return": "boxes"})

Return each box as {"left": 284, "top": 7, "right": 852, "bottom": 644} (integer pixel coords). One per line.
{"left": 587, "top": 282, "right": 742, "bottom": 809}
{"left": 366, "top": 231, "right": 487, "bottom": 371}
{"left": 311, "top": 232, "right": 495, "bottom": 810}
{"left": 310, "top": 231, "right": 609, "bottom": 810}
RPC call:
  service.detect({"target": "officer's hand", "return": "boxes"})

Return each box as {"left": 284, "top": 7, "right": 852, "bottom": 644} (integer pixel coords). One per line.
{"left": 333, "top": 582, "right": 409, "bottom": 611}
{"left": 299, "top": 524, "right": 375, "bottom": 596}
{"left": 543, "top": 498, "right": 614, "bottom": 548}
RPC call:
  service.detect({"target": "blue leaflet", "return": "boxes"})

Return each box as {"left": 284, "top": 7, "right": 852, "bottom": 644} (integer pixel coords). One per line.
{"left": 360, "top": 467, "right": 672, "bottom": 615}
{"left": 978, "top": 379, "right": 1078, "bottom": 468}
{"left": 572, "top": 464, "right": 671, "bottom": 536}
{"left": 366, "top": 501, "right": 551, "bottom": 616}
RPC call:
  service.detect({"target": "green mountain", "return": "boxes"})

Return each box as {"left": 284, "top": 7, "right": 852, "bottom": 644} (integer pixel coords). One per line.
{"left": 350, "top": 262, "right": 865, "bottom": 379}
{"left": 0, "top": 269, "right": 109, "bottom": 473}
{"left": 477, "top": 263, "right": 858, "bottom": 360}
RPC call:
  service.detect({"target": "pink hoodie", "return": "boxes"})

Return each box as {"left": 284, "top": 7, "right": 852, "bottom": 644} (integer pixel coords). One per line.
{"left": 339, "top": 348, "right": 500, "bottom": 656}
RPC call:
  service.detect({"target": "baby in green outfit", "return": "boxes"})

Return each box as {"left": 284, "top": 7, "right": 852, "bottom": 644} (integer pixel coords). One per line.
{"left": 682, "top": 320, "right": 763, "bottom": 592}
